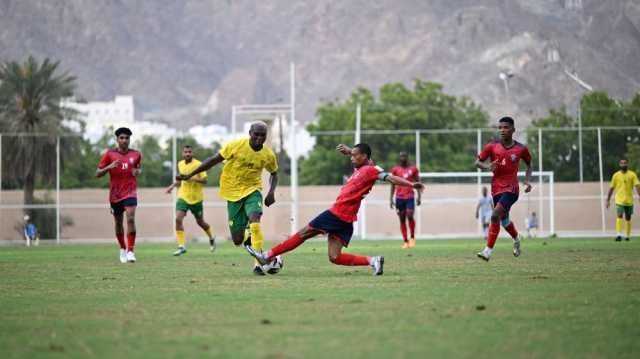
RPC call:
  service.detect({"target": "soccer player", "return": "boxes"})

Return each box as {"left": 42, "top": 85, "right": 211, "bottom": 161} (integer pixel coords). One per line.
{"left": 96, "top": 127, "right": 142, "bottom": 263}
{"left": 390, "top": 152, "right": 421, "bottom": 248}
{"left": 475, "top": 186, "right": 493, "bottom": 241}
{"left": 475, "top": 117, "right": 532, "bottom": 261}
{"left": 245, "top": 143, "right": 424, "bottom": 276}
{"left": 166, "top": 145, "right": 216, "bottom": 255}
{"left": 525, "top": 211, "right": 538, "bottom": 239}
{"left": 606, "top": 158, "right": 640, "bottom": 241}
{"left": 176, "top": 121, "right": 278, "bottom": 275}
{"left": 23, "top": 215, "right": 39, "bottom": 246}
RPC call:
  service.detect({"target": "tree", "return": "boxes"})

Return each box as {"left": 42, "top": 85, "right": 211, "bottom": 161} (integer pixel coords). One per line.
{"left": 0, "top": 56, "right": 80, "bottom": 217}
{"left": 300, "top": 80, "right": 489, "bottom": 184}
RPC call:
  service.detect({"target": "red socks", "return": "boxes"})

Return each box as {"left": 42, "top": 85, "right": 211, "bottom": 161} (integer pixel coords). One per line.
{"left": 332, "top": 253, "right": 371, "bottom": 266}
{"left": 487, "top": 222, "right": 500, "bottom": 249}
{"left": 267, "top": 233, "right": 305, "bottom": 259}
{"left": 504, "top": 221, "right": 518, "bottom": 239}
{"left": 127, "top": 232, "right": 136, "bottom": 252}
{"left": 399, "top": 221, "right": 408, "bottom": 242}
{"left": 116, "top": 233, "right": 126, "bottom": 249}
{"left": 408, "top": 219, "right": 416, "bottom": 238}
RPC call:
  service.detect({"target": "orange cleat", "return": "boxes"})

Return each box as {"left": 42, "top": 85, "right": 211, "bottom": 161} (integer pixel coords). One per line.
{"left": 402, "top": 242, "right": 410, "bottom": 249}
{"left": 408, "top": 238, "right": 417, "bottom": 248}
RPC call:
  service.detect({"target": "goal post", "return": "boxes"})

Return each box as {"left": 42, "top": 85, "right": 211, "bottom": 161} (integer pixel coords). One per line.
{"left": 417, "top": 171, "right": 555, "bottom": 238}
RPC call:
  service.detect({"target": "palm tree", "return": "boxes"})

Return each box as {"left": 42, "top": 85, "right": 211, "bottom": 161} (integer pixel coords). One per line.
{"left": 0, "top": 56, "right": 80, "bottom": 219}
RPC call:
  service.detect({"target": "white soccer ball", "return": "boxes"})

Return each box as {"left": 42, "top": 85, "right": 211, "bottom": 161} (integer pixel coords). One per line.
{"left": 262, "top": 255, "right": 284, "bottom": 275}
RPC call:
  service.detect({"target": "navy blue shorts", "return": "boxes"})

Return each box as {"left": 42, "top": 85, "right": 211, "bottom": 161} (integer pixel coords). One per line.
{"left": 308, "top": 210, "right": 354, "bottom": 247}
{"left": 395, "top": 197, "right": 415, "bottom": 214}
{"left": 493, "top": 192, "right": 518, "bottom": 213}
{"left": 110, "top": 197, "right": 137, "bottom": 216}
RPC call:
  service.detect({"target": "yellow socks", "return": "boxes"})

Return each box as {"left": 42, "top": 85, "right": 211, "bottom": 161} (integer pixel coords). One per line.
{"left": 250, "top": 223, "right": 264, "bottom": 252}
{"left": 616, "top": 218, "right": 623, "bottom": 236}
{"left": 176, "top": 230, "right": 186, "bottom": 247}
{"left": 204, "top": 226, "right": 214, "bottom": 239}
{"left": 625, "top": 220, "right": 632, "bottom": 238}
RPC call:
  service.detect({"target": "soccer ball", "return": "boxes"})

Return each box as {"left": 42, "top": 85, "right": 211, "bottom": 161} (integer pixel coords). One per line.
{"left": 262, "top": 255, "right": 284, "bottom": 275}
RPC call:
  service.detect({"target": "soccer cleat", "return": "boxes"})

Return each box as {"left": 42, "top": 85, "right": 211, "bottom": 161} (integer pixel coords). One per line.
{"left": 253, "top": 265, "right": 266, "bottom": 276}
{"left": 477, "top": 250, "right": 491, "bottom": 261}
{"left": 408, "top": 238, "right": 417, "bottom": 248}
{"left": 244, "top": 245, "right": 270, "bottom": 265}
{"left": 370, "top": 256, "right": 384, "bottom": 276}
{"left": 209, "top": 236, "right": 216, "bottom": 252}
{"left": 173, "top": 246, "right": 187, "bottom": 256}
{"left": 625, "top": 237, "right": 630, "bottom": 241}
{"left": 513, "top": 236, "right": 522, "bottom": 257}
{"left": 615, "top": 236, "right": 622, "bottom": 242}
{"left": 126, "top": 251, "right": 136, "bottom": 263}
{"left": 119, "top": 249, "right": 127, "bottom": 264}
{"left": 402, "top": 242, "right": 410, "bottom": 249}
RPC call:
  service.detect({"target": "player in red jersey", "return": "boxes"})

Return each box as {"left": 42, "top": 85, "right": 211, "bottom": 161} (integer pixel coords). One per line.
{"left": 475, "top": 117, "right": 532, "bottom": 261}
{"left": 246, "top": 143, "right": 424, "bottom": 275}
{"left": 96, "top": 127, "right": 142, "bottom": 263}
{"left": 390, "top": 152, "right": 421, "bottom": 248}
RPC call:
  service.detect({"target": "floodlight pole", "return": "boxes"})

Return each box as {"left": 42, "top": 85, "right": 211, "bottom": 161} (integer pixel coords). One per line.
{"left": 290, "top": 62, "right": 299, "bottom": 234}
{"left": 597, "top": 127, "right": 606, "bottom": 233}
{"left": 415, "top": 130, "right": 422, "bottom": 236}
{"left": 0, "top": 134, "right": 2, "bottom": 207}
{"left": 231, "top": 106, "right": 237, "bottom": 135}
{"left": 538, "top": 128, "right": 544, "bottom": 235}
{"left": 172, "top": 135, "right": 177, "bottom": 237}
{"left": 578, "top": 106, "right": 583, "bottom": 183}
{"left": 354, "top": 103, "right": 365, "bottom": 238}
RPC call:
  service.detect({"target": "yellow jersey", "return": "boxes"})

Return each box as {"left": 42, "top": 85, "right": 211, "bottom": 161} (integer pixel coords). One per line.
{"left": 219, "top": 138, "right": 278, "bottom": 202}
{"left": 177, "top": 159, "right": 207, "bottom": 204}
{"left": 610, "top": 170, "right": 640, "bottom": 206}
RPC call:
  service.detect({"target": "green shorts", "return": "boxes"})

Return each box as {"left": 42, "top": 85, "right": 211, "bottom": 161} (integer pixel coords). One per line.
{"left": 616, "top": 204, "right": 634, "bottom": 217}
{"left": 176, "top": 198, "right": 204, "bottom": 217}
{"left": 227, "top": 191, "right": 263, "bottom": 234}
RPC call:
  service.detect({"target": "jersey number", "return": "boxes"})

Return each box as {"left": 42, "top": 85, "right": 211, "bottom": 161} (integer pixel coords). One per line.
{"left": 121, "top": 163, "right": 129, "bottom": 170}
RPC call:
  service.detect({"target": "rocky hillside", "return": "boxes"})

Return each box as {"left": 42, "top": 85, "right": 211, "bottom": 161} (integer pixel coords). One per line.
{"left": 1, "top": 0, "right": 638, "bottom": 129}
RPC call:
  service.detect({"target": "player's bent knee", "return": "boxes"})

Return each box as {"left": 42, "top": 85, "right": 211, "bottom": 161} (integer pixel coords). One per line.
{"left": 328, "top": 254, "right": 339, "bottom": 263}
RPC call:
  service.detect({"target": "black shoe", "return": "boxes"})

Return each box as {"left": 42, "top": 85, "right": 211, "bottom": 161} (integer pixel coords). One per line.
{"left": 253, "top": 265, "right": 266, "bottom": 276}
{"left": 615, "top": 236, "right": 622, "bottom": 242}
{"left": 625, "top": 237, "right": 630, "bottom": 241}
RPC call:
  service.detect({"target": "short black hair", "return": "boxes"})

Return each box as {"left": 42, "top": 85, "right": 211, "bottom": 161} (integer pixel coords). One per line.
{"left": 498, "top": 116, "right": 515, "bottom": 126}
{"left": 354, "top": 143, "right": 372, "bottom": 159}
{"left": 115, "top": 127, "right": 132, "bottom": 137}
{"left": 183, "top": 145, "right": 193, "bottom": 149}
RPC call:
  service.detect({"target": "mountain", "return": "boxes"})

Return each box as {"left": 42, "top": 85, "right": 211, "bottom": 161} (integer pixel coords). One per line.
{"left": 1, "top": 0, "right": 638, "bottom": 129}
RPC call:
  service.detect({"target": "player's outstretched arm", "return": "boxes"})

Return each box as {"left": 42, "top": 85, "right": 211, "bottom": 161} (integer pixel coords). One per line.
{"left": 176, "top": 153, "right": 224, "bottom": 181}
{"left": 385, "top": 174, "right": 424, "bottom": 192}
{"left": 336, "top": 144, "right": 352, "bottom": 156}
{"left": 264, "top": 172, "right": 278, "bottom": 207}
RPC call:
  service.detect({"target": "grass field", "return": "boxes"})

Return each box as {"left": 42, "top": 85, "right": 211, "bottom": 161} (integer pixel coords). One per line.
{"left": 1, "top": 238, "right": 639, "bottom": 358}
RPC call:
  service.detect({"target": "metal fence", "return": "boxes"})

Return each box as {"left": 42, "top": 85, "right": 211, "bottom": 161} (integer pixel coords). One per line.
{"left": 1, "top": 126, "right": 638, "bottom": 243}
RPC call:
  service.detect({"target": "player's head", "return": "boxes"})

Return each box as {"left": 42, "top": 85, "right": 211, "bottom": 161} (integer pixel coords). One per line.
{"left": 482, "top": 186, "right": 488, "bottom": 196}
{"left": 398, "top": 151, "right": 409, "bottom": 166}
{"left": 23, "top": 214, "right": 30, "bottom": 222}
{"left": 498, "top": 116, "right": 515, "bottom": 140}
{"left": 182, "top": 145, "right": 193, "bottom": 161}
{"left": 114, "top": 127, "right": 132, "bottom": 150}
{"left": 531, "top": 211, "right": 537, "bottom": 217}
{"left": 249, "top": 121, "right": 268, "bottom": 148}
{"left": 619, "top": 158, "right": 629, "bottom": 172}
{"left": 351, "top": 143, "right": 372, "bottom": 168}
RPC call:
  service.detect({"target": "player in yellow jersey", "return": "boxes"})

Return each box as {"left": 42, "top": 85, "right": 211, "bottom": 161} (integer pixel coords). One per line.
{"left": 166, "top": 145, "right": 216, "bottom": 255}
{"left": 177, "top": 122, "right": 278, "bottom": 275}
{"left": 606, "top": 158, "right": 640, "bottom": 241}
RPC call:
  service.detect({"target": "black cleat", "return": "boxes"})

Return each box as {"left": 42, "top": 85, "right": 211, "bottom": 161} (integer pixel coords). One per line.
{"left": 625, "top": 237, "right": 630, "bottom": 241}
{"left": 253, "top": 265, "right": 266, "bottom": 276}
{"left": 615, "top": 236, "right": 622, "bottom": 242}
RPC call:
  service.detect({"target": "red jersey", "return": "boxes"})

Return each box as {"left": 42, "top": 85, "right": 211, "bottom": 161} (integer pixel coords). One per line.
{"left": 478, "top": 140, "right": 531, "bottom": 196}
{"left": 391, "top": 165, "right": 419, "bottom": 199}
{"left": 98, "top": 149, "right": 142, "bottom": 203}
{"left": 330, "top": 164, "right": 386, "bottom": 223}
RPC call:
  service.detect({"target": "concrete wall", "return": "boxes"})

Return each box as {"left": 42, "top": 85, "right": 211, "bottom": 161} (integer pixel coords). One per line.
{"left": 0, "top": 182, "right": 614, "bottom": 241}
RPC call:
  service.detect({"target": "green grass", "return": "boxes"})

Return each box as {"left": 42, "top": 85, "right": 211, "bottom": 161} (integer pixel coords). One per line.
{"left": 1, "top": 238, "right": 639, "bottom": 358}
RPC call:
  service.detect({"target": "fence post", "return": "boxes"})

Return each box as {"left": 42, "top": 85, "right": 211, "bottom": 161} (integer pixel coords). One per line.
{"left": 550, "top": 171, "right": 555, "bottom": 235}
{"left": 578, "top": 107, "right": 583, "bottom": 183}
{"left": 172, "top": 135, "right": 177, "bottom": 238}
{"left": 0, "top": 134, "right": 2, "bottom": 207}
{"left": 56, "top": 136, "right": 61, "bottom": 244}
{"left": 354, "top": 103, "right": 366, "bottom": 238}
{"left": 538, "top": 128, "right": 544, "bottom": 235}
{"left": 598, "top": 127, "right": 606, "bottom": 233}
{"left": 415, "top": 130, "right": 422, "bottom": 237}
